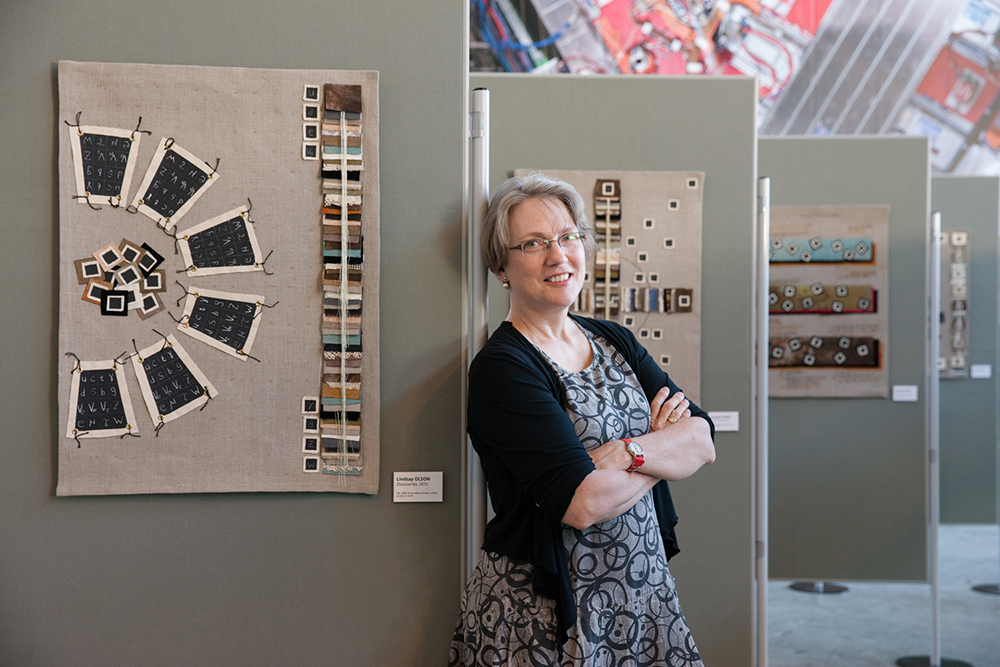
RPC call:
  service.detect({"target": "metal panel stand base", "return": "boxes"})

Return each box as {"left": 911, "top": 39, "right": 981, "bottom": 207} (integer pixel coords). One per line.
{"left": 971, "top": 583, "right": 999, "bottom": 594}
{"left": 895, "top": 657, "right": 974, "bottom": 667}
{"left": 789, "top": 581, "right": 848, "bottom": 594}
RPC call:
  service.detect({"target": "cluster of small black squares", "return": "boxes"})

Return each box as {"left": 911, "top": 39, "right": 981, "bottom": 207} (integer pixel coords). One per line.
{"left": 189, "top": 296, "right": 256, "bottom": 351}
{"left": 75, "top": 369, "right": 127, "bottom": 431}
{"left": 81, "top": 133, "right": 131, "bottom": 197}
{"left": 143, "top": 150, "right": 209, "bottom": 218}
{"left": 142, "top": 347, "right": 205, "bottom": 416}
{"left": 188, "top": 216, "right": 256, "bottom": 268}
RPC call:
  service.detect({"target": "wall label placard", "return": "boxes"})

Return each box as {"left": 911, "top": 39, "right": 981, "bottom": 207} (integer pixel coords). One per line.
{"left": 707, "top": 411, "right": 739, "bottom": 432}
{"left": 970, "top": 364, "right": 992, "bottom": 379}
{"left": 393, "top": 472, "right": 443, "bottom": 503}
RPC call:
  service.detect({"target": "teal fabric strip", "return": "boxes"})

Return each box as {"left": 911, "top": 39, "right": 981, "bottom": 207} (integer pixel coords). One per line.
{"left": 323, "top": 334, "right": 362, "bottom": 345}
{"left": 322, "top": 145, "right": 362, "bottom": 155}
{"left": 323, "top": 249, "right": 363, "bottom": 258}
{"left": 770, "top": 237, "right": 873, "bottom": 263}
{"left": 321, "top": 397, "right": 362, "bottom": 405}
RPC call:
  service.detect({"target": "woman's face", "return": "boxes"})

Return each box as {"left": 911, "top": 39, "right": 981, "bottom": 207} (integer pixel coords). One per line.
{"left": 501, "top": 196, "right": 586, "bottom": 320}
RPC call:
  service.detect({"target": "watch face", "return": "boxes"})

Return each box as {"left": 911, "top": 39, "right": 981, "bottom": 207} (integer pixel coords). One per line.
{"left": 626, "top": 440, "right": 643, "bottom": 456}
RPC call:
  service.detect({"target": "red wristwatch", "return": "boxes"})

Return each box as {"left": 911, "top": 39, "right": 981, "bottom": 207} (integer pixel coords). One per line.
{"left": 623, "top": 438, "right": 645, "bottom": 472}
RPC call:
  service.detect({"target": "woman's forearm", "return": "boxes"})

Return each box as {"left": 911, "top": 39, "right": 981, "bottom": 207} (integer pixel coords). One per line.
{"left": 561, "top": 468, "right": 659, "bottom": 529}
{"left": 586, "top": 416, "right": 715, "bottom": 482}
{"left": 632, "top": 415, "right": 715, "bottom": 481}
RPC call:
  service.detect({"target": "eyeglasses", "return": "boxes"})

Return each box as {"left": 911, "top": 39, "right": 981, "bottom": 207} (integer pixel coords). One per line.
{"left": 509, "top": 231, "right": 586, "bottom": 256}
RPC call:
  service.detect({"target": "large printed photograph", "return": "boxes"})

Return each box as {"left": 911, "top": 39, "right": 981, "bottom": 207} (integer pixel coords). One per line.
{"left": 472, "top": 0, "right": 1000, "bottom": 175}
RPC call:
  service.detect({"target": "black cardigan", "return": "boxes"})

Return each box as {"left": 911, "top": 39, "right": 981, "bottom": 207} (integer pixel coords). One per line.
{"left": 467, "top": 315, "right": 714, "bottom": 643}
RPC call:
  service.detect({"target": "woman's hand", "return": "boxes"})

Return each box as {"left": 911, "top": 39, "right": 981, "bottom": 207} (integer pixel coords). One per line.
{"left": 587, "top": 439, "right": 630, "bottom": 471}
{"left": 649, "top": 387, "right": 691, "bottom": 432}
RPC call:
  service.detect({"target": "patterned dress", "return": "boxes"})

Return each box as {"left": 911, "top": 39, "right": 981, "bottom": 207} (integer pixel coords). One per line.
{"left": 451, "top": 330, "right": 703, "bottom": 667}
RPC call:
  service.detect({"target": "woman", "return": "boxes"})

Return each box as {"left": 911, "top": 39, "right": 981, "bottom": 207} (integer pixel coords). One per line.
{"left": 451, "top": 173, "right": 716, "bottom": 666}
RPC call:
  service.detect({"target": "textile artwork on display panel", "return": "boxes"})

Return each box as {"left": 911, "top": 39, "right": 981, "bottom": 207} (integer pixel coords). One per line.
{"left": 768, "top": 205, "right": 890, "bottom": 398}
{"left": 939, "top": 230, "right": 970, "bottom": 378}
{"left": 518, "top": 169, "right": 704, "bottom": 403}
{"left": 57, "top": 62, "right": 379, "bottom": 495}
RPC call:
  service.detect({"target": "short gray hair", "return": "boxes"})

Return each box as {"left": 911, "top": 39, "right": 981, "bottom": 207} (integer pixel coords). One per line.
{"left": 481, "top": 172, "right": 595, "bottom": 274}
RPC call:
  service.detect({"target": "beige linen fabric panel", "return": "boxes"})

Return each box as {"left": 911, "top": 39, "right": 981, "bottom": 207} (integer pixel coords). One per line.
{"left": 768, "top": 205, "right": 889, "bottom": 398}
{"left": 57, "top": 61, "right": 379, "bottom": 495}
{"left": 514, "top": 169, "right": 704, "bottom": 404}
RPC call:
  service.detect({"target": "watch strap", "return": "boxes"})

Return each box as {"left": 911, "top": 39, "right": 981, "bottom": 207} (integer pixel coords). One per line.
{"left": 623, "top": 438, "right": 645, "bottom": 472}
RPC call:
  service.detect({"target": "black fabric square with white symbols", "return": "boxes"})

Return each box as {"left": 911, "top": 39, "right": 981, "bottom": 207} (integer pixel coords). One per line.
{"left": 75, "top": 369, "right": 127, "bottom": 432}
{"left": 80, "top": 132, "right": 132, "bottom": 198}
{"left": 141, "top": 347, "right": 205, "bottom": 417}
{"left": 188, "top": 295, "right": 257, "bottom": 352}
{"left": 188, "top": 215, "right": 256, "bottom": 269}
{"left": 142, "top": 149, "right": 210, "bottom": 219}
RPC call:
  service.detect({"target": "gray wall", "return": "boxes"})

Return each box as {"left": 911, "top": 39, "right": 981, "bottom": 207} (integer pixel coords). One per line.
{"left": 932, "top": 176, "right": 999, "bottom": 524}
{"left": 471, "top": 73, "right": 759, "bottom": 666}
{"left": 760, "top": 137, "right": 931, "bottom": 582}
{"left": 0, "top": 1, "right": 465, "bottom": 665}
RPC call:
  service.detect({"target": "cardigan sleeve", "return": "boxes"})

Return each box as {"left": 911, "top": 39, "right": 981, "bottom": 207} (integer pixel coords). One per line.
{"left": 467, "top": 337, "right": 596, "bottom": 523}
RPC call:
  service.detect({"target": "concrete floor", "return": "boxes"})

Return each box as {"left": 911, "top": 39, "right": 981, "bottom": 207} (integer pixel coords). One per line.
{"left": 768, "top": 524, "right": 1000, "bottom": 667}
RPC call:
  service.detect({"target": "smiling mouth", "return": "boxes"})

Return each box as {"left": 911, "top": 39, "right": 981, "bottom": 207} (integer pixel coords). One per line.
{"left": 545, "top": 273, "right": 571, "bottom": 283}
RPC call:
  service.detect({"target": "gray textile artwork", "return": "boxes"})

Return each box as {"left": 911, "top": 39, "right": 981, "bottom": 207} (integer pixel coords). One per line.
{"left": 57, "top": 61, "right": 380, "bottom": 495}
